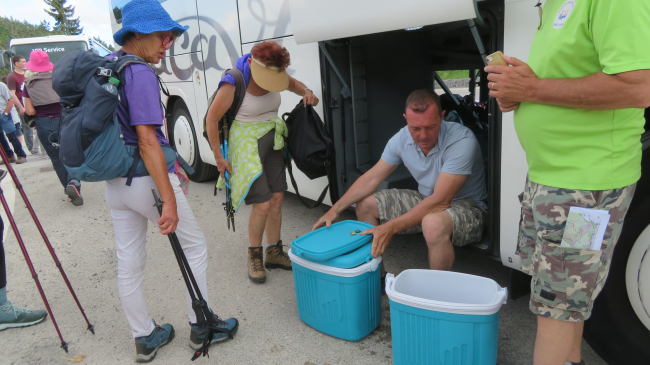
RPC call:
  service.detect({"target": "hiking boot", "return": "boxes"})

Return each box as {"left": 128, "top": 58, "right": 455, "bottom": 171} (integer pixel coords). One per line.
{"left": 134, "top": 321, "right": 175, "bottom": 363}
{"left": 15, "top": 157, "right": 26, "bottom": 164}
{"left": 265, "top": 240, "right": 292, "bottom": 270}
{"left": 65, "top": 184, "right": 83, "bottom": 206}
{"left": 0, "top": 156, "right": 16, "bottom": 165}
{"left": 248, "top": 246, "right": 266, "bottom": 283}
{"left": 0, "top": 301, "right": 48, "bottom": 330}
{"left": 189, "top": 313, "right": 239, "bottom": 350}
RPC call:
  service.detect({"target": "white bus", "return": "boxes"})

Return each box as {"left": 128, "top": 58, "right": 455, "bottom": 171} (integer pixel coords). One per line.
{"left": 1, "top": 34, "right": 112, "bottom": 69}
{"left": 108, "top": 0, "right": 650, "bottom": 362}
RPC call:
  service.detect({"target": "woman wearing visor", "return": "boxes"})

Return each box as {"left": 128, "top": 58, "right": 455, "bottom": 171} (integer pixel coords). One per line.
{"left": 205, "top": 41, "right": 319, "bottom": 284}
{"left": 106, "top": 0, "right": 237, "bottom": 362}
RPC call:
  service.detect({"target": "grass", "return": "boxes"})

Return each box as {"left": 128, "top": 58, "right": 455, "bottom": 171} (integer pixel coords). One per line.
{"left": 437, "top": 70, "right": 471, "bottom": 80}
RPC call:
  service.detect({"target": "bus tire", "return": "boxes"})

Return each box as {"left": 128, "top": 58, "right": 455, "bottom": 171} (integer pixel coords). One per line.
{"left": 169, "top": 101, "right": 219, "bottom": 182}
{"left": 583, "top": 149, "right": 650, "bottom": 365}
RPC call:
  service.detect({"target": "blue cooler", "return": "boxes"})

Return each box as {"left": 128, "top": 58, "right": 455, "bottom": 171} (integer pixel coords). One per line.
{"left": 386, "top": 270, "right": 508, "bottom": 365}
{"left": 288, "top": 220, "right": 382, "bottom": 341}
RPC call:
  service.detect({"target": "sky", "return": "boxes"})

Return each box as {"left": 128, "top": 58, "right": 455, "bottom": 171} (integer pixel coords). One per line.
{"left": 0, "top": 0, "right": 116, "bottom": 46}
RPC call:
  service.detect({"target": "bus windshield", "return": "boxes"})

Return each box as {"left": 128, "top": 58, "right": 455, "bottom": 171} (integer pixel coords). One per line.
{"left": 10, "top": 41, "right": 88, "bottom": 65}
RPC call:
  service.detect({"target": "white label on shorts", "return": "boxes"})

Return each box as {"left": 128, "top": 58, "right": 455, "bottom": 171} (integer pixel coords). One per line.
{"left": 554, "top": 0, "right": 575, "bottom": 29}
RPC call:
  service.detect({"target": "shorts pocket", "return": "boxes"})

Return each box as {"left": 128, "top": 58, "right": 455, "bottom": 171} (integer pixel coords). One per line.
{"left": 532, "top": 229, "right": 603, "bottom": 312}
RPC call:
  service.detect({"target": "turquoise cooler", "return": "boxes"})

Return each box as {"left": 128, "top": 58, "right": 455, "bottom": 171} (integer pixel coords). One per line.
{"left": 289, "top": 220, "right": 382, "bottom": 341}
{"left": 386, "top": 270, "right": 507, "bottom": 365}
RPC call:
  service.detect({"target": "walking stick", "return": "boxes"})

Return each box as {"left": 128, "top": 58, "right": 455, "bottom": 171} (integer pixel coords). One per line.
{"left": 0, "top": 147, "right": 94, "bottom": 339}
{"left": 219, "top": 125, "right": 235, "bottom": 231}
{"left": 151, "top": 189, "right": 233, "bottom": 360}
{"left": 0, "top": 175, "right": 69, "bottom": 352}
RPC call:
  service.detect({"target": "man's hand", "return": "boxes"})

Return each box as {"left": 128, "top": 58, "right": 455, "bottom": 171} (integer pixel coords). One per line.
{"left": 312, "top": 209, "right": 338, "bottom": 231}
{"left": 215, "top": 155, "right": 232, "bottom": 176}
{"left": 362, "top": 223, "right": 396, "bottom": 258}
{"left": 19, "top": 107, "right": 25, "bottom": 115}
{"left": 157, "top": 201, "right": 179, "bottom": 235}
{"left": 303, "top": 89, "right": 319, "bottom": 107}
{"left": 485, "top": 55, "right": 539, "bottom": 112}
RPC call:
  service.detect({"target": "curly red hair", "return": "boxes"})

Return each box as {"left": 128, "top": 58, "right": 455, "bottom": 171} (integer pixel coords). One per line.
{"left": 251, "top": 41, "right": 291, "bottom": 69}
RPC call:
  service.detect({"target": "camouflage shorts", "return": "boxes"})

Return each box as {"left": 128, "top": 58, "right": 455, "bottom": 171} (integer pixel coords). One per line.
{"left": 374, "top": 189, "right": 486, "bottom": 247}
{"left": 517, "top": 177, "right": 636, "bottom": 322}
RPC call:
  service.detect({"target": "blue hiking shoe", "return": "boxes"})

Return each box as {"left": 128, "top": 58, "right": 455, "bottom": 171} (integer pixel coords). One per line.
{"left": 0, "top": 301, "right": 48, "bottom": 330}
{"left": 189, "top": 313, "right": 239, "bottom": 350}
{"left": 134, "top": 321, "right": 175, "bottom": 363}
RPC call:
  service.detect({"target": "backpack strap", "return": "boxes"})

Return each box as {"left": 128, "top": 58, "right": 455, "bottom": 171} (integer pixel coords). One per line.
{"left": 286, "top": 153, "right": 330, "bottom": 209}
{"left": 202, "top": 68, "right": 247, "bottom": 147}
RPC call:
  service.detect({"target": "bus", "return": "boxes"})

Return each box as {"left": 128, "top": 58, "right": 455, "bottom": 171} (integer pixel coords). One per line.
{"left": 0, "top": 34, "right": 112, "bottom": 69}
{"left": 108, "top": 0, "right": 650, "bottom": 362}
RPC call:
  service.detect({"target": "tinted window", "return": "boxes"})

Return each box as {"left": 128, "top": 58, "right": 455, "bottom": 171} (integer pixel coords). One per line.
{"left": 11, "top": 41, "right": 88, "bottom": 65}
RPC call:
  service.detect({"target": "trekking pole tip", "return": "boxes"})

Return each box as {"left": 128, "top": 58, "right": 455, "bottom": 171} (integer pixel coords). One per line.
{"left": 61, "top": 341, "right": 69, "bottom": 353}
{"left": 87, "top": 323, "right": 95, "bottom": 334}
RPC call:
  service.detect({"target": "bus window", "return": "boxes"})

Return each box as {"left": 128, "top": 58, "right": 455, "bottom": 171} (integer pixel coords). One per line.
{"left": 10, "top": 41, "right": 88, "bottom": 65}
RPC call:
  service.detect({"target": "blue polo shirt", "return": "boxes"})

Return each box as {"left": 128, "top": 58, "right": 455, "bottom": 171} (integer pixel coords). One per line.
{"left": 381, "top": 121, "right": 487, "bottom": 210}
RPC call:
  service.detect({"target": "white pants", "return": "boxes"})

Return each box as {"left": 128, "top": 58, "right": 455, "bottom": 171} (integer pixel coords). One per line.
{"left": 105, "top": 174, "right": 209, "bottom": 338}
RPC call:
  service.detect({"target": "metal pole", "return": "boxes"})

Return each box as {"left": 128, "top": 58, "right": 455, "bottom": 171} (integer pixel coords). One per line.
{"left": 0, "top": 146, "right": 94, "bottom": 334}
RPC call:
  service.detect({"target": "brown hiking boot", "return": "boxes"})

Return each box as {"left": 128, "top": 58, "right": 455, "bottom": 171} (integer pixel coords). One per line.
{"left": 265, "top": 240, "right": 292, "bottom": 270}
{"left": 15, "top": 157, "right": 26, "bottom": 164}
{"left": 0, "top": 156, "right": 16, "bottom": 165}
{"left": 248, "top": 246, "right": 266, "bottom": 283}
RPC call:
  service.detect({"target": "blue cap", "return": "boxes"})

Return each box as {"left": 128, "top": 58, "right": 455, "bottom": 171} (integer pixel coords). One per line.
{"left": 113, "top": 0, "right": 190, "bottom": 46}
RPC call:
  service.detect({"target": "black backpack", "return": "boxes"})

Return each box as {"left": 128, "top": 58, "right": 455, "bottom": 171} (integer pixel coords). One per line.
{"left": 282, "top": 102, "right": 333, "bottom": 208}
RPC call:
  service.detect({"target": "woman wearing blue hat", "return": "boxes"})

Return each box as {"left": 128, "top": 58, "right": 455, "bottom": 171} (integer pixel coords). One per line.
{"left": 106, "top": 0, "right": 237, "bottom": 362}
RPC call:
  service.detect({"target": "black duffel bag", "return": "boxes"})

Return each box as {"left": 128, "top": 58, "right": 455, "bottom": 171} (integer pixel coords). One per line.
{"left": 282, "top": 101, "right": 333, "bottom": 208}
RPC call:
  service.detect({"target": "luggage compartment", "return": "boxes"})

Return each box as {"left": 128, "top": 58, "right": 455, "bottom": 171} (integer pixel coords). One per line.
{"left": 319, "top": 0, "right": 504, "bottom": 254}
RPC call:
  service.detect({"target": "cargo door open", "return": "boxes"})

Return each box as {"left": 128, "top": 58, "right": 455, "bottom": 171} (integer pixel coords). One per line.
{"left": 290, "top": 0, "right": 478, "bottom": 44}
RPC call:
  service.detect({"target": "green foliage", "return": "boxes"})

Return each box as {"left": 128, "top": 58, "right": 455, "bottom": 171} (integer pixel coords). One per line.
{"left": 438, "top": 70, "right": 471, "bottom": 81}
{"left": 44, "top": 0, "right": 83, "bottom": 35}
{"left": 92, "top": 36, "right": 115, "bottom": 52}
{"left": 0, "top": 16, "right": 65, "bottom": 78}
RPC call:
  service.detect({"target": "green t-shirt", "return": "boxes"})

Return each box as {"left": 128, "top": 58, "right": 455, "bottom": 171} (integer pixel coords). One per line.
{"left": 514, "top": 0, "right": 650, "bottom": 190}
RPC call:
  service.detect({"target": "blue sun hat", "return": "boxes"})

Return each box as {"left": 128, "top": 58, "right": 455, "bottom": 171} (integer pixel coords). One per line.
{"left": 113, "top": 0, "right": 190, "bottom": 46}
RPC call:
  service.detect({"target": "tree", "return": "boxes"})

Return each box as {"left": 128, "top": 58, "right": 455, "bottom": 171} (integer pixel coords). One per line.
{"left": 43, "top": 0, "right": 83, "bottom": 35}
{"left": 93, "top": 36, "right": 115, "bottom": 52}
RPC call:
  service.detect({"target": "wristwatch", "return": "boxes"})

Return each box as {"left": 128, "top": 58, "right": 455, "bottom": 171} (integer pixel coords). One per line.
{"left": 302, "top": 88, "right": 312, "bottom": 96}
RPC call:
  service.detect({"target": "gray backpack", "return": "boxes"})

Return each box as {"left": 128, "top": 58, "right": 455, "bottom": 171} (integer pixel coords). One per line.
{"left": 53, "top": 49, "right": 193, "bottom": 185}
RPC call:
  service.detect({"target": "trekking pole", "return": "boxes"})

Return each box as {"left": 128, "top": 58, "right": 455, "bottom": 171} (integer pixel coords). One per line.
{"left": 219, "top": 126, "right": 235, "bottom": 231}
{"left": 0, "top": 179, "right": 69, "bottom": 352}
{"left": 0, "top": 147, "right": 94, "bottom": 335}
{"left": 151, "top": 189, "right": 233, "bottom": 360}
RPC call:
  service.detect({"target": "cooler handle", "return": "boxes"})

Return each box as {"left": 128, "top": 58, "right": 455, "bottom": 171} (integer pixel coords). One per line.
{"left": 369, "top": 258, "right": 380, "bottom": 272}
{"left": 385, "top": 273, "right": 395, "bottom": 292}
{"left": 498, "top": 286, "right": 508, "bottom": 305}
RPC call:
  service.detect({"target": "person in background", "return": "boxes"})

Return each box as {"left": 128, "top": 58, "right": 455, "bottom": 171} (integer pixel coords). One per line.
{"left": 485, "top": 1, "right": 650, "bottom": 364}
{"left": 107, "top": 0, "right": 238, "bottom": 361}
{"left": 0, "top": 80, "right": 27, "bottom": 164}
{"left": 0, "top": 170, "right": 48, "bottom": 331}
{"left": 205, "top": 40, "right": 319, "bottom": 284}
{"left": 6, "top": 55, "right": 36, "bottom": 154}
{"left": 23, "top": 50, "right": 82, "bottom": 206}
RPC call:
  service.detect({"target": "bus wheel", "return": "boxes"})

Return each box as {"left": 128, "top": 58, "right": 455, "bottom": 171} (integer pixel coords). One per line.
{"left": 169, "top": 101, "right": 218, "bottom": 182}
{"left": 583, "top": 153, "right": 650, "bottom": 364}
